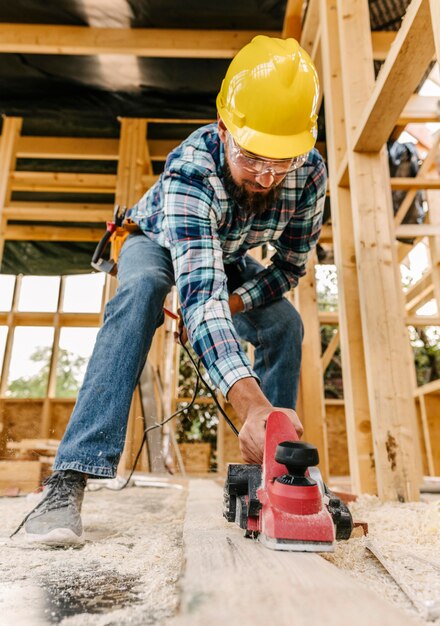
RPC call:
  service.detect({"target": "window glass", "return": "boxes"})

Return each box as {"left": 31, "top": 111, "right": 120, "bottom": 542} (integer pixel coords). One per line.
{"left": 0, "top": 275, "right": 15, "bottom": 311}
{"left": 62, "top": 273, "right": 105, "bottom": 313}
{"left": 55, "top": 327, "right": 99, "bottom": 397}
{"left": 18, "top": 276, "right": 60, "bottom": 312}
{"left": 6, "top": 326, "right": 54, "bottom": 397}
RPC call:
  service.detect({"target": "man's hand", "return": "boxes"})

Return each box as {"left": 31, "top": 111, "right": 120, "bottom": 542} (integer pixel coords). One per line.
{"left": 228, "top": 378, "right": 303, "bottom": 465}
{"left": 238, "top": 406, "right": 302, "bottom": 464}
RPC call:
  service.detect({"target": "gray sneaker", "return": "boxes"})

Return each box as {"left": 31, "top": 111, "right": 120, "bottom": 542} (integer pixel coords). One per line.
{"left": 24, "top": 470, "right": 87, "bottom": 546}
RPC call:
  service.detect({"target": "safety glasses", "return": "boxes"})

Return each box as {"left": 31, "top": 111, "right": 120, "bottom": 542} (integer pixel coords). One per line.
{"left": 227, "top": 133, "right": 308, "bottom": 176}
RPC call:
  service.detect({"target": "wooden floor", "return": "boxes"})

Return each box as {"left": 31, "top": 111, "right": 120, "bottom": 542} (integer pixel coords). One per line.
{"left": 169, "top": 480, "right": 418, "bottom": 626}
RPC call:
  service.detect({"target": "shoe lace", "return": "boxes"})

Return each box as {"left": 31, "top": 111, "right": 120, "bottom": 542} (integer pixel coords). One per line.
{"left": 9, "top": 472, "right": 86, "bottom": 539}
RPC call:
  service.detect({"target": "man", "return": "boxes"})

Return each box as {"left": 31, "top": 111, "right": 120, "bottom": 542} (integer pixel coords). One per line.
{"left": 23, "top": 35, "right": 326, "bottom": 546}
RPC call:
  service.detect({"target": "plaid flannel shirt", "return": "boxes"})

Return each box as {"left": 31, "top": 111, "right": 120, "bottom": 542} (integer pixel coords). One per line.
{"left": 130, "top": 124, "right": 326, "bottom": 397}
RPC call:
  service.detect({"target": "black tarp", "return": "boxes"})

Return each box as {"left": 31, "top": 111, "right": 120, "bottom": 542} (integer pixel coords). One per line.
{"left": 0, "top": 0, "right": 414, "bottom": 275}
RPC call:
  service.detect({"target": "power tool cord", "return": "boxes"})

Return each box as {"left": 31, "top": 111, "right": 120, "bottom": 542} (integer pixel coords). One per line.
{"left": 9, "top": 333, "right": 240, "bottom": 538}
{"left": 118, "top": 333, "right": 239, "bottom": 489}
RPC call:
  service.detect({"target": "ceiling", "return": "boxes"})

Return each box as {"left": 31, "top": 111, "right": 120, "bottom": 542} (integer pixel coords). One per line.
{"left": 0, "top": 0, "right": 413, "bottom": 274}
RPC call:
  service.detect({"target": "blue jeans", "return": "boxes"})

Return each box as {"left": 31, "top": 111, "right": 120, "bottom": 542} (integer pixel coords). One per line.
{"left": 54, "top": 232, "right": 303, "bottom": 477}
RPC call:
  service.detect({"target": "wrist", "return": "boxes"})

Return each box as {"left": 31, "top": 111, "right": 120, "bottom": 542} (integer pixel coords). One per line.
{"left": 227, "top": 377, "right": 272, "bottom": 424}
{"left": 228, "top": 293, "right": 245, "bottom": 315}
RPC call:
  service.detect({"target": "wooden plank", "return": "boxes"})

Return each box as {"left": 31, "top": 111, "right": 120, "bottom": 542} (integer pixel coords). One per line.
{"left": 353, "top": 0, "right": 435, "bottom": 152}
{"left": 413, "top": 378, "right": 440, "bottom": 397}
{"left": 10, "top": 171, "right": 158, "bottom": 193}
{"left": 0, "top": 117, "right": 22, "bottom": 262}
{"left": 396, "top": 224, "right": 440, "bottom": 238}
{"left": 0, "top": 276, "right": 21, "bottom": 397}
{"left": 0, "top": 460, "right": 41, "bottom": 494}
{"left": 430, "top": 0, "right": 440, "bottom": 62}
{"left": 0, "top": 311, "right": 101, "bottom": 326}
{"left": 418, "top": 396, "right": 435, "bottom": 476}
{"left": 405, "top": 271, "right": 434, "bottom": 313}
{"left": 390, "top": 177, "right": 440, "bottom": 191}
{"left": 15, "top": 136, "right": 179, "bottom": 160}
{"left": 16, "top": 136, "right": 119, "bottom": 159}
{"left": 299, "top": 0, "right": 319, "bottom": 54}
{"left": 10, "top": 171, "right": 117, "bottom": 193}
{"left": 394, "top": 133, "right": 440, "bottom": 226}
{"left": 4, "top": 225, "right": 103, "bottom": 241}
{"left": 320, "top": 0, "right": 376, "bottom": 495}
{"left": 397, "top": 95, "right": 440, "bottom": 124}
{"left": 295, "top": 256, "right": 329, "bottom": 481}
{"left": 5, "top": 202, "right": 113, "bottom": 222}
{"left": 0, "top": 25, "right": 279, "bottom": 57}
{"left": 426, "top": 188, "right": 440, "bottom": 326}
{"left": 321, "top": 329, "right": 340, "bottom": 372}
{"left": 338, "top": 0, "right": 422, "bottom": 501}
{"left": 170, "top": 480, "right": 417, "bottom": 626}
{"left": 282, "top": 0, "right": 303, "bottom": 39}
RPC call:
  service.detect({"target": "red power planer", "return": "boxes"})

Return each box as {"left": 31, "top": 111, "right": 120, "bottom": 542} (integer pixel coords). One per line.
{"left": 224, "top": 411, "right": 353, "bottom": 552}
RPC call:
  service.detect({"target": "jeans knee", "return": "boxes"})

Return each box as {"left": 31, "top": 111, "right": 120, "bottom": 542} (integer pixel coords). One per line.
{"left": 271, "top": 301, "right": 303, "bottom": 342}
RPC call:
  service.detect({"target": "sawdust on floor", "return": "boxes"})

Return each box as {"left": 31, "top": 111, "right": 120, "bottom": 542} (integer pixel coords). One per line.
{"left": 323, "top": 494, "right": 440, "bottom": 625}
{"left": 0, "top": 481, "right": 187, "bottom": 626}
{"left": 1, "top": 478, "right": 440, "bottom": 626}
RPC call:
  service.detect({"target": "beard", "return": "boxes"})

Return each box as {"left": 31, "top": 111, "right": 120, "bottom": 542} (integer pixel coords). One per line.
{"left": 222, "top": 159, "right": 282, "bottom": 217}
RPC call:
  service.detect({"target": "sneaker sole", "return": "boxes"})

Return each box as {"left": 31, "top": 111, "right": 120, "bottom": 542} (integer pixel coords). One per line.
{"left": 25, "top": 528, "right": 85, "bottom": 547}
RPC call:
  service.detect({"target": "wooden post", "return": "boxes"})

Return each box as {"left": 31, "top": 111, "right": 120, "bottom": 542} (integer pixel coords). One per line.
{"left": 0, "top": 117, "right": 22, "bottom": 264}
{"left": 337, "top": 0, "right": 422, "bottom": 501}
{"left": 319, "top": 0, "right": 376, "bottom": 494}
{"left": 429, "top": 0, "right": 440, "bottom": 65}
{"left": 113, "top": 118, "right": 149, "bottom": 476}
{"left": 296, "top": 255, "right": 329, "bottom": 482}
{"left": 40, "top": 277, "right": 64, "bottom": 438}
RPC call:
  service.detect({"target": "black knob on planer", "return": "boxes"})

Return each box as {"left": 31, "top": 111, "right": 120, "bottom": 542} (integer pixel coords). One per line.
{"left": 275, "top": 441, "right": 319, "bottom": 486}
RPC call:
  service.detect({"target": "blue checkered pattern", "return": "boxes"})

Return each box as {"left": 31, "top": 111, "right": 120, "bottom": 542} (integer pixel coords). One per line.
{"left": 130, "top": 124, "right": 326, "bottom": 397}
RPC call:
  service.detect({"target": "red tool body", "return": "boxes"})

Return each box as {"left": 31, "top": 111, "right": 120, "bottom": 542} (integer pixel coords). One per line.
{"left": 224, "top": 411, "right": 352, "bottom": 552}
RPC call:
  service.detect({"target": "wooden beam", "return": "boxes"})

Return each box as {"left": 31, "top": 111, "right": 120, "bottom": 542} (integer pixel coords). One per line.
{"left": 282, "top": 0, "right": 303, "bottom": 39}
{"left": 0, "top": 117, "right": 22, "bottom": 262}
{"left": 338, "top": 0, "right": 422, "bottom": 501}
{"left": 16, "top": 136, "right": 180, "bottom": 161}
{"left": 171, "top": 480, "right": 417, "bottom": 626}
{"left": 405, "top": 271, "right": 434, "bottom": 312}
{"left": 391, "top": 177, "right": 440, "bottom": 191}
{"left": 299, "top": 0, "right": 319, "bottom": 54}
{"left": 397, "top": 95, "right": 440, "bottom": 125}
{"left": 394, "top": 133, "right": 440, "bottom": 226}
{"left": 9, "top": 171, "right": 158, "bottom": 193}
{"left": 296, "top": 255, "right": 329, "bottom": 482}
{"left": 353, "top": 0, "right": 435, "bottom": 152}
{"left": 318, "top": 311, "right": 440, "bottom": 326}
{"left": 320, "top": 0, "right": 376, "bottom": 495}
{"left": 321, "top": 329, "right": 340, "bottom": 371}
{"left": 396, "top": 224, "right": 440, "bottom": 238}
{"left": 430, "top": 0, "right": 440, "bottom": 62}
{"left": 4, "top": 225, "right": 103, "bottom": 241}
{"left": 5, "top": 202, "right": 113, "bottom": 222}
{"left": 10, "top": 171, "right": 116, "bottom": 193}
{"left": 0, "top": 25, "right": 279, "bottom": 58}
{"left": 0, "top": 311, "right": 101, "bottom": 327}
{"left": 16, "top": 137, "right": 119, "bottom": 160}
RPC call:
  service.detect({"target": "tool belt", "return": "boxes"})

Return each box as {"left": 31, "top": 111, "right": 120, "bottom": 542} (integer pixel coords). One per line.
{"left": 91, "top": 205, "right": 140, "bottom": 276}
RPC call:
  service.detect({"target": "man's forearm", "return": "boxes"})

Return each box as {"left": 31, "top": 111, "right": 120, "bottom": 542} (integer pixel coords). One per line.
{"left": 227, "top": 377, "right": 272, "bottom": 424}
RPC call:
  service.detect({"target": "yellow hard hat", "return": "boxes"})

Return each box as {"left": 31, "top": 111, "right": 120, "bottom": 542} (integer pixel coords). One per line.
{"left": 216, "top": 35, "right": 319, "bottom": 159}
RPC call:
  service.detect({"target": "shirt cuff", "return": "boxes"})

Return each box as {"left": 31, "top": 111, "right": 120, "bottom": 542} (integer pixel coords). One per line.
{"left": 207, "top": 351, "right": 259, "bottom": 398}
{"left": 233, "top": 286, "right": 255, "bottom": 311}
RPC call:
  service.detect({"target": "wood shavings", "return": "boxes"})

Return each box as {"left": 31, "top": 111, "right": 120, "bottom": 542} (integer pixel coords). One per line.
{"left": 323, "top": 495, "right": 440, "bottom": 625}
